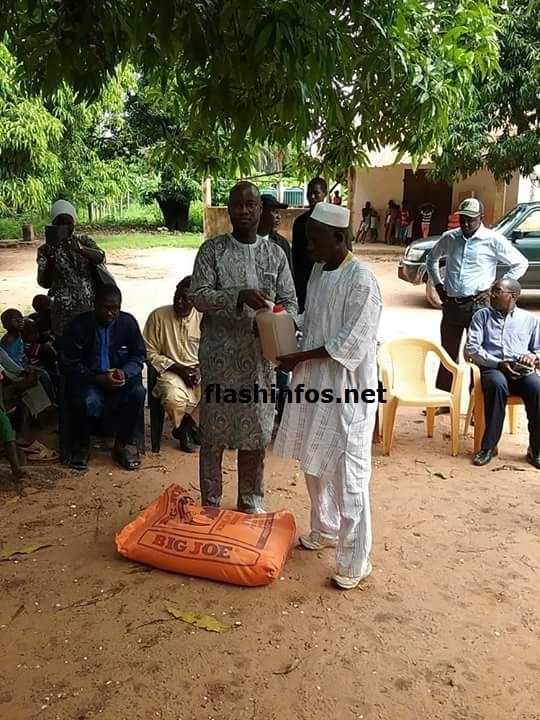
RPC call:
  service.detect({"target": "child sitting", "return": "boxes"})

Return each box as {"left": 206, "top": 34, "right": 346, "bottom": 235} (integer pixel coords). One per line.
{"left": 28, "top": 295, "right": 54, "bottom": 344}
{"left": 1, "top": 309, "right": 56, "bottom": 402}
{"left": 22, "top": 319, "right": 57, "bottom": 373}
{"left": 0, "top": 364, "right": 27, "bottom": 481}
{"left": 0, "top": 308, "right": 25, "bottom": 366}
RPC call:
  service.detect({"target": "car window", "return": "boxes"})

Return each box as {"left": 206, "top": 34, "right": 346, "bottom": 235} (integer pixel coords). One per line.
{"left": 516, "top": 209, "right": 540, "bottom": 233}
{"left": 493, "top": 205, "right": 526, "bottom": 235}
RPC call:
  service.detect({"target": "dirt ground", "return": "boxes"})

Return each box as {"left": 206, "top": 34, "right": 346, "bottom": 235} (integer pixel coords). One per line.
{"left": 1, "top": 244, "right": 540, "bottom": 720}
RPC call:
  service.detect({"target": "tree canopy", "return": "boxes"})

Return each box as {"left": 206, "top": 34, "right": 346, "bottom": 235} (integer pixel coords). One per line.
{"left": 432, "top": 0, "right": 540, "bottom": 181}
{"left": 0, "top": 41, "right": 134, "bottom": 214}
{"left": 1, "top": 0, "right": 500, "bottom": 175}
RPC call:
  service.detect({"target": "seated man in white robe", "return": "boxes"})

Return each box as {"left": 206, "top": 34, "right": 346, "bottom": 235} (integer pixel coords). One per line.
{"left": 274, "top": 203, "right": 382, "bottom": 590}
{"left": 143, "top": 276, "right": 202, "bottom": 452}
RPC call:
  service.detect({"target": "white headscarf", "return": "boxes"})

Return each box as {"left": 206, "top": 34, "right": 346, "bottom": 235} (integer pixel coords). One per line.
{"left": 50, "top": 200, "right": 77, "bottom": 223}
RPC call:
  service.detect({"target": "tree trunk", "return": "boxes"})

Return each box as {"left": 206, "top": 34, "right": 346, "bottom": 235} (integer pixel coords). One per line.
{"left": 88, "top": 203, "right": 94, "bottom": 223}
{"left": 22, "top": 223, "right": 34, "bottom": 242}
{"left": 156, "top": 198, "right": 190, "bottom": 231}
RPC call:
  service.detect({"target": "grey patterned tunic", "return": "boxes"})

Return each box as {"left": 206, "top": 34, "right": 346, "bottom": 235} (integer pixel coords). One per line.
{"left": 190, "top": 234, "right": 298, "bottom": 450}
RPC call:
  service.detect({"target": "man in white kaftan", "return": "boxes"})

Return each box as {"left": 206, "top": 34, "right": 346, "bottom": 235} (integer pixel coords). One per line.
{"left": 274, "top": 202, "right": 382, "bottom": 589}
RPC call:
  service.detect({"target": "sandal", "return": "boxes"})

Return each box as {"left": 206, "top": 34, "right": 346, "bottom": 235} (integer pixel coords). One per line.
{"left": 112, "top": 447, "right": 141, "bottom": 471}
{"left": 17, "top": 441, "right": 59, "bottom": 465}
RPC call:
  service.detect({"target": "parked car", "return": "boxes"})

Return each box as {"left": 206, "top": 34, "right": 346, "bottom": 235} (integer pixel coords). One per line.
{"left": 398, "top": 202, "right": 540, "bottom": 307}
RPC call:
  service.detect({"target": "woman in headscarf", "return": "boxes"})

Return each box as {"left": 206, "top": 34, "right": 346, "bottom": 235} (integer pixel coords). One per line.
{"left": 36, "top": 200, "right": 105, "bottom": 338}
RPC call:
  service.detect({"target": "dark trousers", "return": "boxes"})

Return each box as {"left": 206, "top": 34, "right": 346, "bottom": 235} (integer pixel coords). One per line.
{"left": 276, "top": 369, "right": 289, "bottom": 422}
{"left": 436, "top": 298, "right": 487, "bottom": 391}
{"left": 199, "top": 445, "right": 265, "bottom": 513}
{"left": 480, "top": 369, "right": 540, "bottom": 452}
{"left": 69, "top": 378, "right": 146, "bottom": 450}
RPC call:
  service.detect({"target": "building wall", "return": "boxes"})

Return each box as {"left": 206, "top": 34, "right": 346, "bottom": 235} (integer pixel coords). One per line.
{"left": 203, "top": 206, "right": 305, "bottom": 241}
{"left": 350, "top": 164, "right": 522, "bottom": 232}
{"left": 518, "top": 168, "right": 540, "bottom": 203}
{"left": 451, "top": 169, "right": 519, "bottom": 226}
{"left": 349, "top": 165, "right": 406, "bottom": 234}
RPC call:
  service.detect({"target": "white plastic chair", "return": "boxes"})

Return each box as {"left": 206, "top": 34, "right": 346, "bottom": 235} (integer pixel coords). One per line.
{"left": 378, "top": 338, "right": 465, "bottom": 456}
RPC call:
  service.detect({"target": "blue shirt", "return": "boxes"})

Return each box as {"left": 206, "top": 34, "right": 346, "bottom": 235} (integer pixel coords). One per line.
{"left": 94, "top": 325, "right": 111, "bottom": 373}
{"left": 426, "top": 224, "right": 528, "bottom": 297}
{"left": 465, "top": 306, "right": 540, "bottom": 368}
{"left": 0, "top": 336, "right": 25, "bottom": 368}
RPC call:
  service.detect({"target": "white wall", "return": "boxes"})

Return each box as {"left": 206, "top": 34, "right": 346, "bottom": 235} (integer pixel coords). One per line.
{"left": 350, "top": 165, "right": 405, "bottom": 233}
{"left": 517, "top": 167, "right": 540, "bottom": 204}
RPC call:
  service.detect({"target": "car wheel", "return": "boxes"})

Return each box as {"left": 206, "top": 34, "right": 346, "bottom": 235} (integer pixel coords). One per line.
{"left": 425, "top": 276, "right": 442, "bottom": 309}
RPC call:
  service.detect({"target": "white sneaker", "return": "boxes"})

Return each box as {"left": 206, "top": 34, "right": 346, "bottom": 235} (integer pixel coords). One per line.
{"left": 331, "top": 561, "right": 373, "bottom": 590}
{"left": 298, "top": 532, "right": 337, "bottom": 550}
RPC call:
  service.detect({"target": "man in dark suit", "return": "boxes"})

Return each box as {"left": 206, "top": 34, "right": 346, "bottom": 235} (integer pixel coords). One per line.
{"left": 291, "top": 177, "right": 327, "bottom": 313}
{"left": 61, "top": 284, "right": 146, "bottom": 470}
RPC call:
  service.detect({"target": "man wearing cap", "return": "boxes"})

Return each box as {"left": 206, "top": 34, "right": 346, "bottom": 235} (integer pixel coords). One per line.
{"left": 37, "top": 200, "right": 106, "bottom": 338}
{"left": 258, "top": 194, "right": 293, "bottom": 273}
{"left": 427, "top": 198, "right": 528, "bottom": 402}
{"left": 274, "top": 203, "right": 382, "bottom": 590}
{"left": 190, "top": 182, "right": 297, "bottom": 514}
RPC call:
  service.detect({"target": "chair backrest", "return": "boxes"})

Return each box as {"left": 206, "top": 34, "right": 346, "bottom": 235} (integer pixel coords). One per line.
{"left": 378, "top": 338, "right": 442, "bottom": 394}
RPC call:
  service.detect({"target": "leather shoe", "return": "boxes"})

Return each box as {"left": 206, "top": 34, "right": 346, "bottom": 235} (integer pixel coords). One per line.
{"left": 189, "top": 423, "right": 201, "bottom": 445}
{"left": 178, "top": 426, "right": 196, "bottom": 453}
{"left": 526, "top": 448, "right": 540, "bottom": 469}
{"left": 472, "top": 448, "right": 498, "bottom": 466}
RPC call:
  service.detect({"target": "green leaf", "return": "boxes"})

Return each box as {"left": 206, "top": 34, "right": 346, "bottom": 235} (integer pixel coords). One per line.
{"left": 166, "top": 608, "right": 232, "bottom": 633}
{"left": 0, "top": 543, "right": 53, "bottom": 561}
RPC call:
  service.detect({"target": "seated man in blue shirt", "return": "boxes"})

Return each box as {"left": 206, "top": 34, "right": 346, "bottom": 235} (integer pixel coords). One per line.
{"left": 61, "top": 284, "right": 146, "bottom": 471}
{"left": 465, "top": 279, "right": 540, "bottom": 468}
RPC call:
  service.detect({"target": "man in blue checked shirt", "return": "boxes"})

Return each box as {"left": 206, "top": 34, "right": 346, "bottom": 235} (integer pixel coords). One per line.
{"left": 427, "top": 198, "right": 528, "bottom": 410}
{"left": 465, "top": 279, "right": 540, "bottom": 468}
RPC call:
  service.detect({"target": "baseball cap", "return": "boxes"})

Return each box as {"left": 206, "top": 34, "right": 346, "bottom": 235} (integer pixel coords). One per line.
{"left": 456, "top": 198, "right": 483, "bottom": 218}
{"left": 261, "top": 193, "right": 288, "bottom": 209}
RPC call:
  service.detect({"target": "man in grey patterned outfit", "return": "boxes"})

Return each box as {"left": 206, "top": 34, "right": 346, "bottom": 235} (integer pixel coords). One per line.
{"left": 191, "top": 182, "right": 298, "bottom": 513}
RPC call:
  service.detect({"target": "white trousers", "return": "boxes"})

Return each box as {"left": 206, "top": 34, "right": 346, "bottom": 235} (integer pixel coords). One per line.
{"left": 305, "top": 463, "right": 372, "bottom": 578}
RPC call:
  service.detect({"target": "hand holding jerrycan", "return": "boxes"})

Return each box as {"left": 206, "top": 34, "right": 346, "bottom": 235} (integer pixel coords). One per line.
{"left": 256, "top": 301, "right": 297, "bottom": 363}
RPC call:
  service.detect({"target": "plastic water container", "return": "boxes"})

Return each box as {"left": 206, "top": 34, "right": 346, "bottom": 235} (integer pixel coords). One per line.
{"left": 256, "top": 302, "right": 297, "bottom": 362}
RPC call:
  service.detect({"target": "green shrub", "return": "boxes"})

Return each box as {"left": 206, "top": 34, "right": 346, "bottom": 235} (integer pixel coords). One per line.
{"left": 188, "top": 201, "right": 203, "bottom": 232}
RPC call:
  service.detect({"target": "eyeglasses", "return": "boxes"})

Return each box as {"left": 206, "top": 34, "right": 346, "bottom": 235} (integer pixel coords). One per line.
{"left": 490, "top": 288, "right": 512, "bottom": 296}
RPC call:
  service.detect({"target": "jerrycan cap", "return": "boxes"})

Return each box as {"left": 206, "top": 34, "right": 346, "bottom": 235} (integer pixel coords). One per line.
{"left": 273, "top": 304, "right": 284, "bottom": 313}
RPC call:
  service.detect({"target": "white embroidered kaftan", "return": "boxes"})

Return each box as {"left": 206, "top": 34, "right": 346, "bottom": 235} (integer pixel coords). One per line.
{"left": 274, "top": 253, "right": 382, "bottom": 491}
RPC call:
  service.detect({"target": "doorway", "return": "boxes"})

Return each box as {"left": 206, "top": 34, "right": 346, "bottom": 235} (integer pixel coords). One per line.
{"left": 403, "top": 169, "right": 453, "bottom": 240}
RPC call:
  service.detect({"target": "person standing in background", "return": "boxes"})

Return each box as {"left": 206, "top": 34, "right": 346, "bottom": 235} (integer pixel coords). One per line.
{"left": 399, "top": 202, "right": 411, "bottom": 245}
{"left": 420, "top": 202, "right": 435, "bottom": 238}
{"left": 384, "top": 201, "right": 400, "bottom": 244}
{"left": 36, "top": 200, "right": 105, "bottom": 339}
{"left": 292, "top": 178, "right": 328, "bottom": 313}
{"left": 257, "top": 194, "right": 293, "bottom": 272}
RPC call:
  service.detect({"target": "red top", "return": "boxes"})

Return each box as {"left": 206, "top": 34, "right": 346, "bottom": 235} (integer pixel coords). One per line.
{"left": 273, "top": 304, "right": 284, "bottom": 313}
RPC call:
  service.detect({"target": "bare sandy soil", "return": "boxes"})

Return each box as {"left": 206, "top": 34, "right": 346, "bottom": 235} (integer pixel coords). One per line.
{"left": 1, "top": 244, "right": 540, "bottom": 720}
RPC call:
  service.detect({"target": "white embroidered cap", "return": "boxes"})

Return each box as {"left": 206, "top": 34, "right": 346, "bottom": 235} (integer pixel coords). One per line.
{"left": 310, "top": 202, "right": 350, "bottom": 228}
